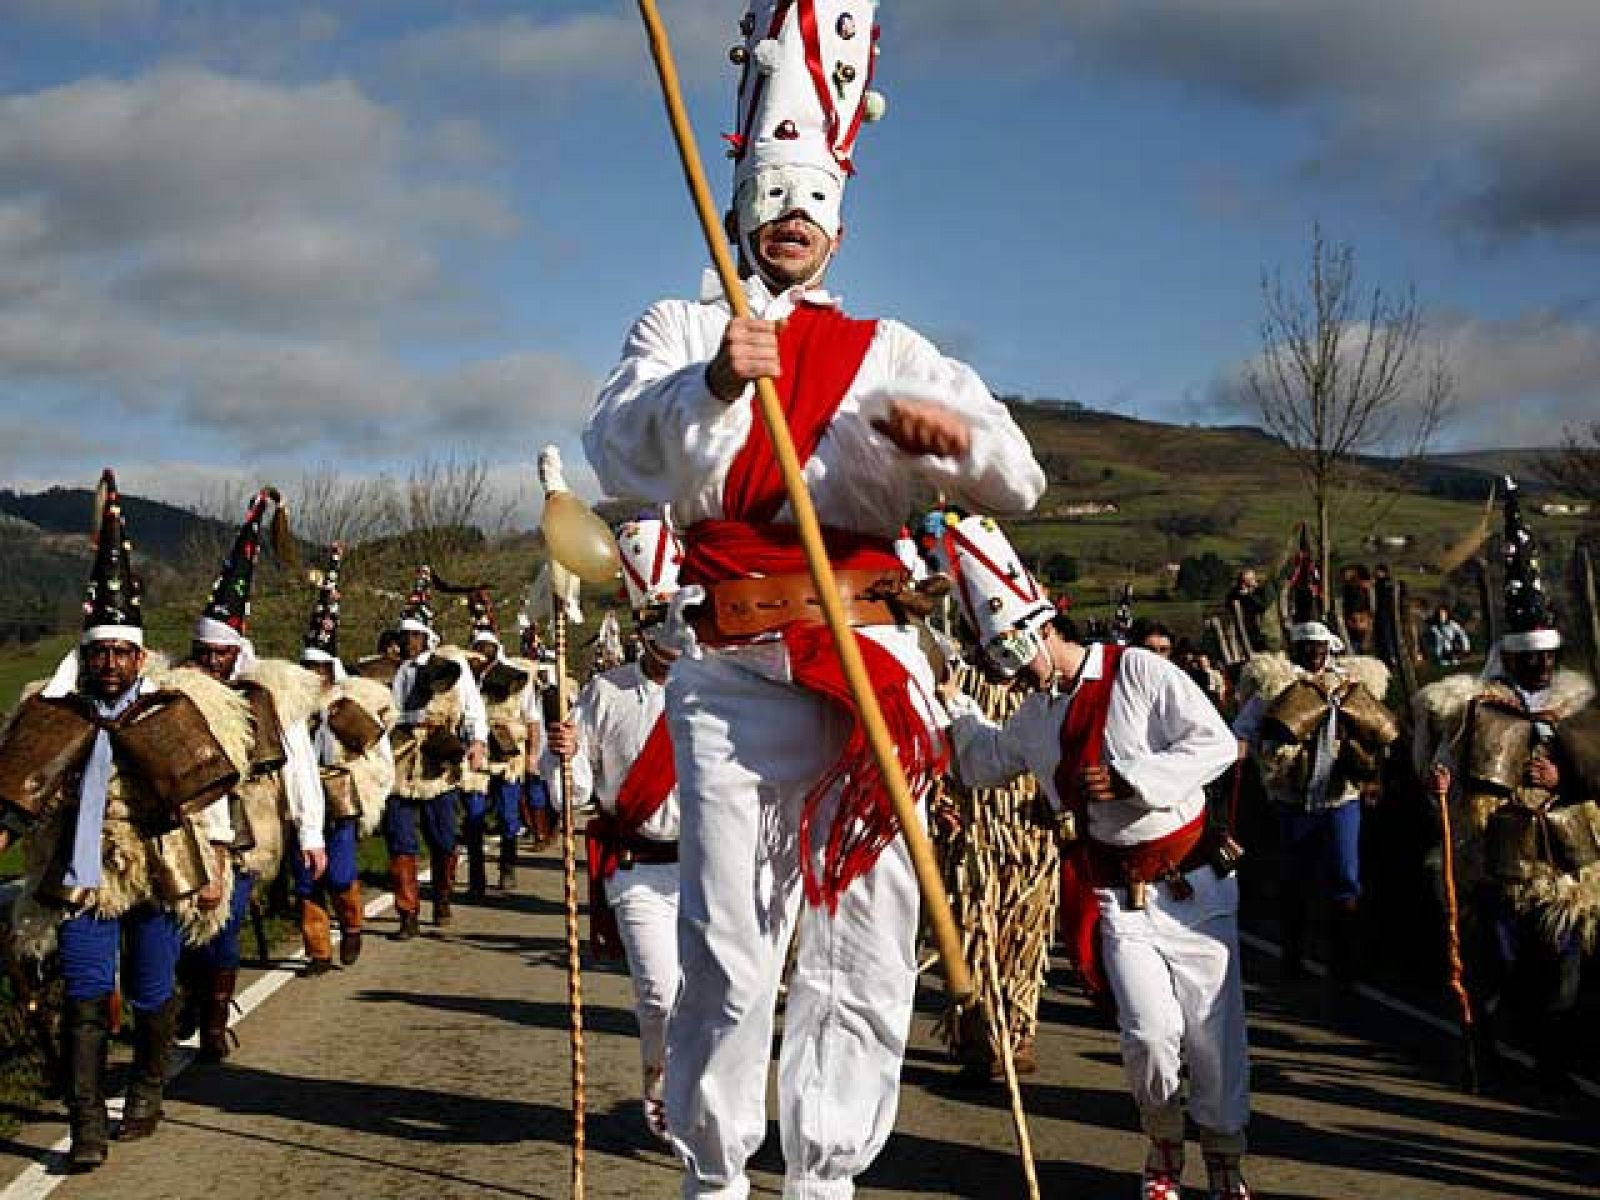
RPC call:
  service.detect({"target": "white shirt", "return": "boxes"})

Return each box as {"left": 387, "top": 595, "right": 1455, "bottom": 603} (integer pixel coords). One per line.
{"left": 230, "top": 662, "right": 326, "bottom": 853}
{"left": 584, "top": 271, "right": 1045, "bottom": 532}
{"left": 539, "top": 662, "right": 679, "bottom": 843}
{"left": 946, "top": 645, "right": 1237, "bottom": 846}
{"left": 392, "top": 649, "right": 488, "bottom": 743}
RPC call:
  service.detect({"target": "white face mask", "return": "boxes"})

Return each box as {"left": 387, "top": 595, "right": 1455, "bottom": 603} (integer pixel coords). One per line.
{"left": 735, "top": 163, "right": 843, "bottom": 241}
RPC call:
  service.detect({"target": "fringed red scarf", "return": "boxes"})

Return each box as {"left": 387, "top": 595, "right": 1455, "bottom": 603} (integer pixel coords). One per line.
{"left": 685, "top": 302, "right": 942, "bottom": 911}
{"left": 1054, "top": 645, "right": 1124, "bottom": 1005}
{"left": 584, "top": 709, "right": 675, "bottom": 961}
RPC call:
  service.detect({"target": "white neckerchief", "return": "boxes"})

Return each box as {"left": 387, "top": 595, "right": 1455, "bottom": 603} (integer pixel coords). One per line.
{"left": 63, "top": 678, "right": 146, "bottom": 889}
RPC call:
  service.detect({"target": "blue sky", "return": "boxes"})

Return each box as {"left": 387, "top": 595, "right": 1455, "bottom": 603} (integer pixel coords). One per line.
{"left": 3, "top": 1, "right": 1599, "bottom": 511}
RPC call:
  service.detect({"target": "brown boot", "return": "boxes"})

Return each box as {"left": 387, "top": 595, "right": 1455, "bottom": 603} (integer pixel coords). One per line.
{"left": 431, "top": 848, "right": 457, "bottom": 927}
{"left": 197, "top": 969, "right": 238, "bottom": 1064}
{"left": 389, "top": 854, "right": 421, "bottom": 940}
{"left": 531, "top": 805, "right": 554, "bottom": 849}
{"left": 300, "top": 897, "right": 334, "bottom": 975}
{"left": 333, "top": 885, "right": 364, "bottom": 966}
{"left": 497, "top": 834, "right": 518, "bottom": 890}
{"left": 62, "top": 996, "right": 111, "bottom": 1170}
{"left": 120, "top": 996, "right": 177, "bottom": 1140}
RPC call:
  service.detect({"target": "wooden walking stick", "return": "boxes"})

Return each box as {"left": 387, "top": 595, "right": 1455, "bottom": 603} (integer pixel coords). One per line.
{"left": 537, "top": 446, "right": 620, "bottom": 1200}
{"left": 636, "top": 0, "right": 973, "bottom": 1004}
{"left": 982, "top": 924, "right": 1041, "bottom": 1200}
{"left": 1432, "top": 765, "right": 1479, "bottom": 1093}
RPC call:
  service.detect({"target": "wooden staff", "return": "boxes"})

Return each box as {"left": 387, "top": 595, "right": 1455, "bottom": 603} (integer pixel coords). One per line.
{"left": 636, "top": 0, "right": 972, "bottom": 1003}
{"left": 983, "top": 925, "right": 1040, "bottom": 1200}
{"left": 1432, "top": 765, "right": 1478, "bottom": 1093}
{"left": 550, "top": 605, "right": 588, "bottom": 1197}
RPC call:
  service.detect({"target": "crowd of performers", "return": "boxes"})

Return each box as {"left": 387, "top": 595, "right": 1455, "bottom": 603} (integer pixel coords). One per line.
{"left": 1, "top": 3, "right": 1597, "bottom": 1199}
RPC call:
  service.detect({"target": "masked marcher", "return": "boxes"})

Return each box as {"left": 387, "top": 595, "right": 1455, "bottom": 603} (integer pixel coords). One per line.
{"left": 937, "top": 515, "right": 1250, "bottom": 1200}
{"left": 0, "top": 471, "right": 245, "bottom": 1168}
{"left": 295, "top": 544, "right": 394, "bottom": 972}
{"left": 1414, "top": 477, "right": 1599, "bottom": 1086}
{"left": 584, "top": 4, "right": 1044, "bottom": 1193}
{"left": 179, "top": 487, "right": 326, "bottom": 1060}
{"left": 460, "top": 587, "right": 536, "bottom": 897}
{"left": 544, "top": 513, "right": 684, "bottom": 1143}
{"left": 384, "top": 567, "right": 488, "bottom": 937}
{"left": 1233, "top": 544, "right": 1398, "bottom": 987}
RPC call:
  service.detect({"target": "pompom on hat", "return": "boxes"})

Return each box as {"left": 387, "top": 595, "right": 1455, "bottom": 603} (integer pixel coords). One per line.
{"left": 81, "top": 468, "right": 144, "bottom": 647}
{"left": 725, "top": 1, "right": 886, "bottom": 244}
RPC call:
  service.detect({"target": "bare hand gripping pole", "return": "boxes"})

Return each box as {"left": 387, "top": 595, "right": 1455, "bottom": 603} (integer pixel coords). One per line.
{"left": 635, "top": 0, "right": 973, "bottom": 1005}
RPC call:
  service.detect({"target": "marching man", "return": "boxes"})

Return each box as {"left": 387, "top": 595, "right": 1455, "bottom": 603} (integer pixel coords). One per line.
{"left": 585, "top": 4, "right": 1044, "bottom": 1194}
{"left": 462, "top": 588, "right": 537, "bottom": 897}
{"left": 544, "top": 514, "right": 685, "bottom": 1143}
{"left": 936, "top": 515, "right": 1251, "bottom": 1200}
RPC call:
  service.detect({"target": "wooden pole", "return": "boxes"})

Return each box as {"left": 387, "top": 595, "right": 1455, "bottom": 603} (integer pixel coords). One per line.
{"left": 552, "top": 608, "right": 588, "bottom": 1197}
{"left": 1577, "top": 544, "right": 1600, "bottom": 690}
{"left": 634, "top": 0, "right": 972, "bottom": 1003}
{"left": 983, "top": 928, "right": 1041, "bottom": 1200}
{"left": 1432, "top": 766, "right": 1478, "bottom": 1093}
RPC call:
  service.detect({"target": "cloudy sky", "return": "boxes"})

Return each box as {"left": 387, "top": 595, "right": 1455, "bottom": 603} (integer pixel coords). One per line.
{"left": 4, "top": 0, "right": 1599, "bottom": 510}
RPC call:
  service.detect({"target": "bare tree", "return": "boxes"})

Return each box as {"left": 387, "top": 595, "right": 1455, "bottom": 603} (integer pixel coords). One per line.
{"left": 1540, "top": 422, "right": 1600, "bottom": 513}
{"left": 1245, "top": 224, "right": 1452, "bottom": 606}
{"left": 291, "top": 465, "right": 400, "bottom": 549}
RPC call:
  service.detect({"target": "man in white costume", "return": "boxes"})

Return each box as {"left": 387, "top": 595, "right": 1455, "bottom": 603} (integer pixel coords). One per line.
{"left": 584, "top": 4, "right": 1044, "bottom": 1195}
{"left": 545, "top": 514, "right": 685, "bottom": 1143}
{"left": 936, "top": 515, "right": 1251, "bottom": 1200}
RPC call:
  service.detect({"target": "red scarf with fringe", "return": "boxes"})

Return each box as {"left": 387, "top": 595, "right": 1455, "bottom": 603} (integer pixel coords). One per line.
{"left": 585, "top": 707, "right": 676, "bottom": 960}
{"left": 687, "top": 303, "right": 940, "bottom": 912}
{"left": 1054, "top": 645, "right": 1124, "bottom": 1004}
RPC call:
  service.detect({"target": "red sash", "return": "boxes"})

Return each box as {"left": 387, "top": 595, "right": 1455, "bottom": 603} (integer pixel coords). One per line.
{"left": 1054, "top": 645, "right": 1124, "bottom": 1004}
{"left": 584, "top": 712, "right": 675, "bottom": 961}
{"left": 686, "top": 303, "right": 941, "bottom": 912}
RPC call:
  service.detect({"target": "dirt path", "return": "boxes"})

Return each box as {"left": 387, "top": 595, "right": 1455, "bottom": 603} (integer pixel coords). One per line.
{"left": 0, "top": 841, "right": 1593, "bottom": 1199}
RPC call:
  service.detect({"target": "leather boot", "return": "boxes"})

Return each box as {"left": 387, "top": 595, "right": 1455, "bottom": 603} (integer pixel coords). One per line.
{"left": 1328, "top": 897, "right": 1361, "bottom": 989}
{"left": 389, "top": 854, "right": 421, "bottom": 941}
{"left": 497, "top": 835, "right": 518, "bottom": 891}
{"left": 432, "top": 848, "right": 456, "bottom": 927}
{"left": 531, "top": 805, "right": 554, "bottom": 849}
{"left": 333, "top": 885, "right": 364, "bottom": 965}
{"left": 197, "top": 968, "right": 238, "bottom": 1064}
{"left": 465, "top": 827, "right": 488, "bottom": 901}
{"left": 120, "top": 996, "right": 178, "bottom": 1140}
{"left": 61, "top": 996, "right": 111, "bottom": 1170}
{"left": 1279, "top": 885, "right": 1308, "bottom": 981}
{"left": 173, "top": 954, "right": 205, "bottom": 1042}
{"left": 300, "top": 897, "right": 334, "bottom": 975}
{"left": 1198, "top": 1127, "right": 1251, "bottom": 1200}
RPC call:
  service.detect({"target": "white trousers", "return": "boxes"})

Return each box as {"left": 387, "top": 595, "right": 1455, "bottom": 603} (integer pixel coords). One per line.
{"left": 1098, "top": 863, "right": 1250, "bottom": 1137}
{"left": 605, "top": 860, "right": 681, "bottom": 1078}
{"left": 664, "top": 634, "right": 932, "bottom": 1200}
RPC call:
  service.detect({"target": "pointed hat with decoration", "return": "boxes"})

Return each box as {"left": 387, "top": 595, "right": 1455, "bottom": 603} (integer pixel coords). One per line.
{"left": 81, "top": 468, "right": 144, "bottom": 646}
{"left": 301, "top": 542, "right": 344, "bottom": 665}
{"left": 194, "top": 486, "right": 290, "bottom": 647}
{"left": 1499, "top": 475, "right": 1561, "bottom": 654}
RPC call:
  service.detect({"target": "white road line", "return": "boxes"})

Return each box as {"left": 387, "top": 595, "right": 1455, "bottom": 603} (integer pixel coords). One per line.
{"left": 0, "top": 887, "right": 400, "bottom": 1200}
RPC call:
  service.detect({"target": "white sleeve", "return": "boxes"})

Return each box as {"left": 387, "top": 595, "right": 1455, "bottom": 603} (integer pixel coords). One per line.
{"left": 538, "top": 685, "right": 596, "bottom": 812}
{"left": 456, "top": 669, "right": 488, "bottom": 743}
{"left": 370, "top": 734, "right": 396, "bottom": 802}
{"left": 584, "top": 300, "right": 741, "bottom": 504}
{"left": 872, "top": 320, "right": 1046, "bottom": 515}
{"left": 1110, "top": 657, "right": 1238, "bottom": 811}
{"left": 195, "top": 793, "right": 234, "bottom": 845}
{"left": 281, "top": 721, "right": 325, "bottom": 852}
{"left": 944, "top": 691, "right": 1036, "bottom": 794}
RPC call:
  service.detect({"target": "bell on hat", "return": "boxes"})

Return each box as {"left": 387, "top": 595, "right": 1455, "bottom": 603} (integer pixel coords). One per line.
{"left": 195, "top": 486, "right": 287, "bottom": 647}
{"left": 943, "top": 515, "right": 1053, "bottom": 647}
{"left": 1499, "top": 475, "right": 1561, "bottom": 654}
{"left": 81, "top": 468, "right": 145, "bottom": 647}
{"left": 397, "top": 565, "right": 437, "bottom": 637}
{"left": 617, "top": 513, "right": 684, "bottom": 618}
{"left": 301, "top": 542, "right": 343, "bottom": 665}
{"left": 726, "top": 1, "right": 884, "bottom": 245}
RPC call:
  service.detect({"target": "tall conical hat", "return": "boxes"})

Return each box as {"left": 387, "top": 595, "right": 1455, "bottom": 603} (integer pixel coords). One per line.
{"left": 81, "top": 468, "right": 144, "bottom": 646}
{"left": 943, "top": 514, "right": 1053, "bottom": 647}
{"left": 468, "top": 586, "right": 500, "bottom": 648}
{"left": 194, "top": 486, "right": 287, "bottom": 646}
{"left": 397, "top": 565, "right": 437, "bottom": 636}
{"left": 726, "top": 0, "right": 886, "bottom": 245}
{"left": 1499, "top": 475, "right": 1561, "bottom": 654}
{"left": 301, "top": 542, "right": 343, "bottom": 665}
{"left": 1111, "top": 582, "right": 1135, "bottom": 644}
{"left": 616, "top": 513, "right": 683, "bottom": 615}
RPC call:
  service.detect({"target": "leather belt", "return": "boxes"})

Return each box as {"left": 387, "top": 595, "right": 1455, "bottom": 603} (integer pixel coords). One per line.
{"left": 690, "top": 568, "right": 910, "bottom": 644}
{"left": 1086, "top": 818, "right": 1214, "bottom": 902}
{"left": 617, "top": 838, "right": 679, "bottom": 868}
